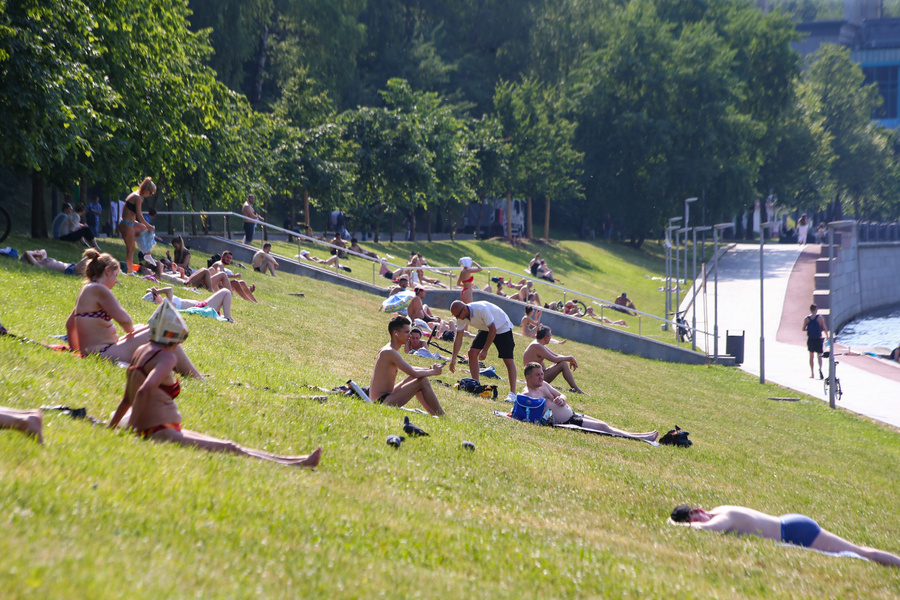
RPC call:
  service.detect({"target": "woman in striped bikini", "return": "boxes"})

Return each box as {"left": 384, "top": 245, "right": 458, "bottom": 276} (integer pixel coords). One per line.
{"left": 65, "top": 252, "right": 201, "bottom": 377}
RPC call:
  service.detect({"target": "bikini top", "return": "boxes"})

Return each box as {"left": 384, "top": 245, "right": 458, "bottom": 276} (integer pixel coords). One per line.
{"left": 124, "top": 199, "right": 138, "bottom": 214}
{"left": 461, "top": 275, "right": 474, "bottom": 284}
{"left": 74, "top": 308, "right": 113, "bottom": 321}
{"left": 129, "top": 348, "right": 181, "bottom": 399}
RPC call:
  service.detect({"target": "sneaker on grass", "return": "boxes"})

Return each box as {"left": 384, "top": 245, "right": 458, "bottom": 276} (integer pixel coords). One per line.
{"left": 506, "top": 391, "right": 516, "bottom": 403}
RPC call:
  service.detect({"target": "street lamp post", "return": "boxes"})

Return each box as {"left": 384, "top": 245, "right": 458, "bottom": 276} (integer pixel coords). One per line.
{"left": 759, "top": 221, "right": 780, "bottom": 384}
{"left": 683, "top": 197, "right": 698, "bottom": 298}
{"left": 664, "top": 217, "right": 682, "bottom": 332}
{"left": 712, "top": 223, "right": 733, "bottom": 362}
{"left": 692, "top": 226, "right": 712, "bottom": 351}
{"left": 674, "top": 227, "right": 691, "bottom": 326}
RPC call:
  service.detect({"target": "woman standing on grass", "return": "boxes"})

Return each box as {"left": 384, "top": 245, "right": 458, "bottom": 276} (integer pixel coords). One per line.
{"left": 456, "top": 257, "right": 482, "bottom": 303}
{"left": 65, "top": 251, "right": 201, "bottom": 377}
{"left": 118, "top": 177, "right": 156, "bottom": 275}
{"left": 109, "top": 300, "right": 321, "bottom": 467}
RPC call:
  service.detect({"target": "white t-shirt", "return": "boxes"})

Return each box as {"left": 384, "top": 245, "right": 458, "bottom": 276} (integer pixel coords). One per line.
{"left": 456, "top": 301, "right": 513, "bottom": 334}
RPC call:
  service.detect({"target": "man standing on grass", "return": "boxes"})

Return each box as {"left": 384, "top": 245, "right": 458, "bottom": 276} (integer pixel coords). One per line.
{"left": 522, "top": 326, "right": 584, "bottom": 393}
{"left": 802, "top": 304, "right": 828, "bottom": 379}
{"left": 369, "top": 315, "right": 444, "bottom": 415}
{"left": 522, "top": 363, "right": 657, "bottom": 441}
{"left": 242, "top": 194, "right": 263, "bottom": 244}
{"left": 448, "top": 300, "right": 517, "bottom": 402}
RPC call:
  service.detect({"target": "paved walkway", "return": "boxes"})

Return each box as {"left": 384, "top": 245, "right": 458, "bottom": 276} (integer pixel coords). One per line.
{"left": 682, "top": 243, "right": 900, "bottom": 429}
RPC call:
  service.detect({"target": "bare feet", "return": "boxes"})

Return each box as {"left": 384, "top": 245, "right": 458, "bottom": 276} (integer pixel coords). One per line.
{"left": 644, "top": 430, "right": 659, "bottom": 442}
{"left": 25, "top": 410, "right": 44, "bottom": 444}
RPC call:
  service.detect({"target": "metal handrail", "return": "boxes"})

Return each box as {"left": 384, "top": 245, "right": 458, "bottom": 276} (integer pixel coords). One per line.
{"left": 155, "top": 210, "right": 708, "bottom": 349}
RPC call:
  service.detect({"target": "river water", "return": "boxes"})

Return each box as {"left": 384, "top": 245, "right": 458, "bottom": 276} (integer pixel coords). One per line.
{"left": 836, "top": 307, "right": 900, "bottom": 350}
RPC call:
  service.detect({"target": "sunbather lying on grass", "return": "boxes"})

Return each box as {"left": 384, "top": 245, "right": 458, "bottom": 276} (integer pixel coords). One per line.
{"left": 522, "top": 362, "right": 657, "bottom": 442}
{"left": 671, "top": 504, "right": 900, "bottom": 568}
{"left": 23, "top": 248, "right": 93, "bottom": 276}
{"left": 109, "top": 300, "right": 321, "bottom": 467}
{"left": 143, "top": 286, "right": 235, "bottom": 322}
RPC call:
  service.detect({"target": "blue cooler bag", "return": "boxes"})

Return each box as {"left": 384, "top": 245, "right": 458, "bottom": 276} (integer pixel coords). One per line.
{"left": 511, "top": 394, "right": 547, "bottom": 424}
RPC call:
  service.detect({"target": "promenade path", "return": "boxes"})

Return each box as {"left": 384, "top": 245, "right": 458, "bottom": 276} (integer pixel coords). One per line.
{"left": 683, "top": 243, "right": 900, "bottom": 429}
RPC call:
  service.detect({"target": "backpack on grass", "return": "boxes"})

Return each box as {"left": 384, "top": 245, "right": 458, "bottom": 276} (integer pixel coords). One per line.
{"left": 207, "top": 253, "right": 221, "bottom": 268}
{"left": 659, "top": 426, "right": 692, "bottom": 447}
{"left": 455, "top": 378, "right": 498, "bottom": 399}
{"left": 510, "top": 394, "right": 548, "bottom": 424}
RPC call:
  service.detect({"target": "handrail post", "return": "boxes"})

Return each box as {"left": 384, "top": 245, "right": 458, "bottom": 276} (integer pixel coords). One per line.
{"left": 226, "top": 215, "right": 231, "bottom": 240}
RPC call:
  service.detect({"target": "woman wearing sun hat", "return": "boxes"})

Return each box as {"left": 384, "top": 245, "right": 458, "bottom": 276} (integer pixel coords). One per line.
{"left": 109, "top": 300, "right": 322, "bottom": 467}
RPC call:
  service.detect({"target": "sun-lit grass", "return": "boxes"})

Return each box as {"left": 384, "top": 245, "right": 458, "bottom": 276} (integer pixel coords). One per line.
{"left": 1, "top": 233, "right": 899, "bottom": 598}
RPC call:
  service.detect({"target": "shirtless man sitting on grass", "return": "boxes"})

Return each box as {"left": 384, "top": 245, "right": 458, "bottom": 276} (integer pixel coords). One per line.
{"left": 671, "top": 504, "right": 900, "bottom": 568}
{"left": 369, "top": 315, "right": 445, "bottom": 415}
{"left": 522, "top": 326, "right": 584, "bottom": 393}
{"left": 522, "top": 363, "right": 657, "bottom": 442}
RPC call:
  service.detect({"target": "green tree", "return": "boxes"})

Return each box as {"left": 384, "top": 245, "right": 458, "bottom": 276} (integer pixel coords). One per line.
{"left": 799, "top": 44, "right": 894, "bottom": 218}
{"left": 494, "top": 78, "right": 581, "bottom": 240}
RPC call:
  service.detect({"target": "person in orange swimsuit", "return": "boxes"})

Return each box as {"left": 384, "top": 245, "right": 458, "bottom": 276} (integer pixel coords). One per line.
{"left": 456, "top": 256, "right": 482, "bottom": 303}
{"left": 109, "top": 300, "right": 321, "bottom": 467}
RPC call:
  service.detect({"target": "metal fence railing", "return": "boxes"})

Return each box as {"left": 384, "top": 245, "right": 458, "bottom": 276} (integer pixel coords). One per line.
{"left": 155, "top": 211, "right": 709, "bottom": 352}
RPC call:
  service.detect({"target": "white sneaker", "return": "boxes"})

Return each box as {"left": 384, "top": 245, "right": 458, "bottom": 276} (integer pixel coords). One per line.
{"left": 506, "top": 391, "right": 516, "bottom": 403}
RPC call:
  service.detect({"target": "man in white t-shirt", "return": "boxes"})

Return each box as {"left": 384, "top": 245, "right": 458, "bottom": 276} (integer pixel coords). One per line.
{"left": 448, "top": 300, "right": 517, "bottom": 401}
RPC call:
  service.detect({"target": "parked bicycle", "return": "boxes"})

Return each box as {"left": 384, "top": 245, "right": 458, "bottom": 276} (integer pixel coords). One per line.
{"left": 822, "top": 351, "right": 843, "bottom": 401}
{"left": 675, "top": 311, "right": 692, "bottom": 343}
{"left": 0, "top": 205, "right": 10, "bottom": 244}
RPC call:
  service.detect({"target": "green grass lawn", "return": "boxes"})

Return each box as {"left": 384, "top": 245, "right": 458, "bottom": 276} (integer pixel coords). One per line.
{"left": 1, "top": 234, "right": 899, "bottom": 598}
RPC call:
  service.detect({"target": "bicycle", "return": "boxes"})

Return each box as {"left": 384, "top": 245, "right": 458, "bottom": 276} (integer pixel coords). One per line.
{"left": 675, "top": 311, "right": 692, "bottom": 343}
{"left": 0, "top": 205, "right": 10, "bottom": 244}
{"left": 822, "top": 352, "right": 843, "bottom": 401}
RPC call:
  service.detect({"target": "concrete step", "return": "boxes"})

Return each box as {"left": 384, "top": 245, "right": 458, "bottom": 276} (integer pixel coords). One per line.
{"left": 815, "top": 257, "right": 833, "bottom": 274}
{"left": 812, "top": 289, "right": 830, "bottom": 310}
{"left": 814, "top": 273, "right": 830, "bottom": 290}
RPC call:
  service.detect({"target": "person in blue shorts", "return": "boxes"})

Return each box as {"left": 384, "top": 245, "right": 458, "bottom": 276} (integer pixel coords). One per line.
{"left": 671, "top": 504, "right": 900, "bottom": 567}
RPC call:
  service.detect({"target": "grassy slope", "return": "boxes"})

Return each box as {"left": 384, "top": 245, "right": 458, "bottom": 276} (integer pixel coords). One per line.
{"left": 1, "top": 234, "right": 898, "bottom": 599}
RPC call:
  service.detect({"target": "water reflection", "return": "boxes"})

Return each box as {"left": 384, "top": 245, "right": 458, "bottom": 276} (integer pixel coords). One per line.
{"left": 836, "top": 308, "right": 900, "bottom": 349}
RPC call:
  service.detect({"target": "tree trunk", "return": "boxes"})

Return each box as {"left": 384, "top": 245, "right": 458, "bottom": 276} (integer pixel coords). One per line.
{"left": 448, "top": 207, "right": 455, "bottom": 241}
{"left": 526, "top": 196, "right": 532, "bottom": 239}
{"left": 426, "top": 206, "right": 433, "bottom": 242}
{"left": 408, "top": 210, "right": 416, "bottom": 241}
{"left": 303, "top": 189, "right": 310, "bottom": 235}
{"left": 80, "top": 178, "right": 88, "bottom": 206}
{"left": 252, "top": 25, "right": 269, "bottom": 108}
{"left": 506, "top": 190, "right": 512, "bottom": 240}
{"left": 51, "top": 187, "right": 59, "bottom": 219}
{"left": 389, "top": 212, "right": 395, "bottom": 242}
{"left": 475, "top": 197, "right": 486, "bottom": 240}
{"left": 31, "top": 171, "right": 46, "bottom": 238}
{"left": 544, "top": 195, "right": 551, "bottom": 241}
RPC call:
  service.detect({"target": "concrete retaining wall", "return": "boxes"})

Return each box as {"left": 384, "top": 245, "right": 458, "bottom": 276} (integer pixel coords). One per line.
{"left": 823, "top": 223, "right": 900, "bottom": 332}
{"left": 180, "top": 236, "right": 714, "bottom": 365}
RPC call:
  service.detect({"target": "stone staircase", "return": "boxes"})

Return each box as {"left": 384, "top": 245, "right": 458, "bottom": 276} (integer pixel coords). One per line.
{"left": 812, "top": 232, "right": 841, "bottom": 330}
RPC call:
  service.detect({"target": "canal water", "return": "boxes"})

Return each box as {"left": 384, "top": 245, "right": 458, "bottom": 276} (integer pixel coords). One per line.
{"left": 836, "top": 306, "right": 900, "bottom": 350}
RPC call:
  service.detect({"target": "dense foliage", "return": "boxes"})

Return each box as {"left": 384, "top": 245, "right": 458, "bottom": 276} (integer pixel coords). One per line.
{"left": 2, "top": 0, "right": 898, "bottom": 243}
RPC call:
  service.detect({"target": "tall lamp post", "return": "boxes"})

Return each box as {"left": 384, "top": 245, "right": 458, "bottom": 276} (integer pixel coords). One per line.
{"left": 692, "top": 226, "right": 712, "bottom": 351}
{"left": 683, "top": 197, "right": 698, "bottom": 296}
{"left": 675, "top": 227, "right": 691, "bottom": 324}
{"left": 759, "top": 221, "right": 780, "bottom": 384}
{"left": 712, "top": 223, "right": 733, "bottom": 362}
{"left": 664, "top": 217, "right": 682, "bottom": 331}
